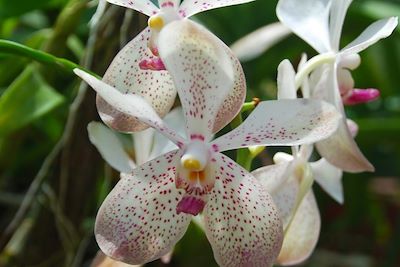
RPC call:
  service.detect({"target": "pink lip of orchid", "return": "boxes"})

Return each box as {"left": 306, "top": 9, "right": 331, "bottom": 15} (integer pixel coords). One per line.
{"left": 342, "top": 88, "right": 380, "bottom": 105}
{"left": 74, "top": 20, "right": 341, "bottom": 267}
{"left": 99, "top": 0, "right": 253, "bottom": 133}
{"left": 277, "top": 0, "right": 398, "bottom": 173}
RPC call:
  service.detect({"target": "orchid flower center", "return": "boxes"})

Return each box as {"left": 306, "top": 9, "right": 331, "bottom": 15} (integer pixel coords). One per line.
{"left": 141, "top": 10, "right": 181, "bottom": 70}
{"left": 148, "top": 15, "right": 165, "bottom": 31}
{"left": 180, "top": 141, "right": 209, "bottom": 171}
{"left": 176, "top": 141, "right": 214, "bottom": 216}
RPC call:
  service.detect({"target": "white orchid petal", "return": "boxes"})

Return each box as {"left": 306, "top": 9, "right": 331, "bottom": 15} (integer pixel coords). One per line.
{"left": 277, "top": 0, "right": 332, "bottom": 53}
{"left": 231, "top": 22, "right": 291, "bottom": 62}
{"left": 277, "top": 60, "right": 297, "bottom": 100}
{"left": 299, "top": 144, "right": 314, "bottom": 161}
{"left": 298, "top": 53, "right": 311, "bottom": 98}
{"left": 107, "top": 0, "right": 159, "bottom": 16}
{"left": 91, "top": 251, "right": 141, "bottom": 267}
{"left": 317, "top": 118, "right": 374, "bottom": 172}
{"left": 346, "top": 119, "right": 359, "bottom": 137}
{"left": 74, "top": 69, "right": 185, "bottom": 146}
{"left": 95, "top": 150, "right": 191, "bottom": 265}
{"left": 212, "top": 99, "right": 341, "bottom": 152}
{"left": 100, "top": 27, "right": 177, "bottom": 132}
{"left": 340, "top": 17, "right": 398, "bottom": 56}
{"left": 277, "top": 191, "right": 321, "bottom": 266}
{"left": 337, "top": 68, "right": 355, "bottom": 96}
{"left": 133, "top": 128, "right": 155, "bottom": 166}
{"left": 204, "top": 153, "right": 283, "bottom": 267}
{"left": 252, "top": 162, "right": 292, "bottom": 193}
{"left": 273, "top": 152, "right": 294, "bottom": 165}
{"left": 329, "top": 0, "right": 352, "bottom": 50}
{"left": 150, "top": 107, "right": 186, "bottom": 160}
{"left": 213, "top": 46, "right": 246, "bottom": 133}
{"left": 158, "top": 20, "right": 235, "bottom": 141}
{"left": 313, "top": 66, "right": 374, "bottom": 172}
{"left": 88, "top": 122, "right": 135, "bottom": 173}
{"left": 311, "top": 158, "right": 344, "bottom": 204}
{"left": 179, "top": 0, "right": 254, "bottom": 18}
{"left": 252, "top": 163, "right": 298, "bottom": 229}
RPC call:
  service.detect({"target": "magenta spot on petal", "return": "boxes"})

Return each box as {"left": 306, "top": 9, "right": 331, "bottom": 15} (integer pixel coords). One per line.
{"left": 343, "top": 88, "right": 380, "bottom": 105}
{"left": 190, "top": 134, "right": 205, "bottom": 141}
{"left": 139, "top": 58, "right": 166, "bottom": 71}
{"left": 161, "top": 1, "right": 174, "bottom": 7}
{"left": 176, "top": 196, "right": 206, "bottom": 216}
{"left": 212, "top": 144, "right": 219, "bottom": 152}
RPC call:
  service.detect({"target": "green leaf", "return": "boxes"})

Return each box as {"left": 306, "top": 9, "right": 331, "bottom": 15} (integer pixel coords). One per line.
{"left": 0, "top": 0, "right": 68, "bottom": 19}
{"left": 0, "top": 65, "right": 64, "bottom": 136}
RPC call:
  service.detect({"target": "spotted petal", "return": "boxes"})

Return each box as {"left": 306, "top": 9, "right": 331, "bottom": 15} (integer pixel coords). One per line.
{"left": 95, "top": 150, "right": 192, "bottom": 265}
{"left": 211, "top": 99, "right": 341, "bottom": 152}
{"left": 277, "top": 0, "right": 332, "bottom": 53}
{"left": 204, "top": 153, "right": 283, "bottom": 267}
{"left": 88, "top": 122, "right": 135, "bottom": 173}
{"left": 340, "top": 17, "right": 398, "bottom": 56}
{"left": 213, "top": 45, "right": 246, "bottom": 133}
{"left": 252, "top": 163, "right": 297, "bottom": 229}
{"left": 179, "top": 0, "right": 254, "bottom": 18}
{"left": 158, "top": 20, "right": 236, "bottom": 141}
{"left": 230, "top": 22, "right": 291, "bottom": 62}
{"left": 74, "top": 69, "right": 185, "bottom": 146}
{"left": 277, "top": 191, "right": 320, "bottom": 266}
{"left": 106, "top": 0, "right": 159, "bottom": 16}
{"left": 311, "top": 158, "right": 344, "bottom": 204}
{"left": 100, "top": 27, "right": 176, "bottom": 132}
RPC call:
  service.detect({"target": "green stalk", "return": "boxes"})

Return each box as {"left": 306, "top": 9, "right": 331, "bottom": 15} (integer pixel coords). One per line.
{"left": 231, "top": 98, "right": 261, "bottom": 170}
{"left": 0, "top": 40, "right": 99, "bottom": 78}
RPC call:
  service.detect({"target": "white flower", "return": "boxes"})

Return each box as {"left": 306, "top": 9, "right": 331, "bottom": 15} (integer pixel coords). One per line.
{"left": 277, "top": 0, "right": 398, "bottom": 172}
{"left": 75, "top": 20, "right": 341, "bottom": 266}
{"left": 100, "top": 0, "right": 253, "bottom": 132}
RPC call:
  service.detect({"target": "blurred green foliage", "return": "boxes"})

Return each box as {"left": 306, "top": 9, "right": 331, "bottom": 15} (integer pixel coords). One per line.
{"left": 0, "top": 0, "right": 398, "bottom": 266}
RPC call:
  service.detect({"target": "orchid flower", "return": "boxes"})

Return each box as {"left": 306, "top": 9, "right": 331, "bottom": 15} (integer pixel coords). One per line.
{"left": 74, "top": 20, "right": 341, "bottom": 266}
{"left": 251, "top": 60, "right": 343, "bottom": 265}
{"left": 100, "top": 0, "right": 252, "bottom": 132}
{"left": 277, "top": 0, "right": 398, "bottom": 173}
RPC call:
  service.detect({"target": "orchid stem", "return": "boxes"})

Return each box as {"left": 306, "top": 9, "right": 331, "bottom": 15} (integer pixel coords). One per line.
{"left": 0, "top": 39, "right": 99, "bottom": 78}
{"left": 294, "top": 53, "right": 336, "bottom": 89}
{"left": 231, "top": 98, "right": 260, "bottom": 170}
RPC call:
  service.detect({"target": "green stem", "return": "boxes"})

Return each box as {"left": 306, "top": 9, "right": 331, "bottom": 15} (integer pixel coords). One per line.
{"left": 294, "top": 52, "right": 336, "bottom": 89}
{"left": 0, "top": 39, "right": 99, "bottom": 78}
{"left": 231, "top": 98, "right": 261, "bottom": 170}
{"left": 231, "top": 110, "right": 250, "bottom": 169}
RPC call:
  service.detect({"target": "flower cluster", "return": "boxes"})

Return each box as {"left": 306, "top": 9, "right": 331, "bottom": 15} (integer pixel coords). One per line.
{"left": 76, "top": 0, "right": 398, "bottom": 266}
